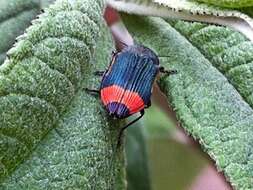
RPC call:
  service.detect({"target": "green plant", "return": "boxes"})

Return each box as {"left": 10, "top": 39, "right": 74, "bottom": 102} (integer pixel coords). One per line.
{"left": 0, "top": 0, "right": 253, "bottom": 189}
{"left": 0, "top": 0, "right": 125, "bottom": 189}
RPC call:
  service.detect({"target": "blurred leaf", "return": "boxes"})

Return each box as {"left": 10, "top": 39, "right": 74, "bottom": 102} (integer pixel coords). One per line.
{"left": 195, "top": 0, "right": 253, "bottom": 8}
{"left": 144, "top": 104, "right": 175, "bottom": 138}
{"left": 0, "top": 0, "right": 126, "bottom": 189}
{"left": 122, "top": 14, "right": 253, "bottom": 189}
{"left": 126, "top": 118, "right": 151, "bottom": 190}
{"left": 0, "top": 0, "right": 40, "bottom": 64}
{"left": 240, "top": 7, "right": 253, "bottom": 18}
{"left": 148, "top": 139, "right": 206, "bottom": 190}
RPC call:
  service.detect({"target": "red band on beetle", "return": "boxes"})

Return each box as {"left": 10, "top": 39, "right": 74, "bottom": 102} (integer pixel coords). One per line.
{"left": 101, "top": 85, "right": 145, "bottom": 114}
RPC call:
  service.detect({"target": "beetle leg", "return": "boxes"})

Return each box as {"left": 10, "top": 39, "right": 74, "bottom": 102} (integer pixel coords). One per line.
{"left": 159, "top": 66, "right": 177, "bottom": 75}
{"left": 117, "top": 110, "right": 145, "bottom": 148}
{"left": 84, "top": 88, "right": 100, "bottom": 96}
{"left": 94, "top": 71, "right": 105, "bottom": 76}
{"left": 112, "top": 50, "right": 117, "bottom": 56}
{"left": 145, "top": 100, "right": 151, "bottom": 108}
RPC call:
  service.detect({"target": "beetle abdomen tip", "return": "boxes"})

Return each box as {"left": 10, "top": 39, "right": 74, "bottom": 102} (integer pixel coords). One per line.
{"left": 107, "top": 102, "right": 130, "bottom": 119}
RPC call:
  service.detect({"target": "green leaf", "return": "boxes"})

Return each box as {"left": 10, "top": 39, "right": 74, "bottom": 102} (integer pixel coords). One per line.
{"left": 122, "top": 14, "right": 253, "bottom": 189}
{"left": 195, "top": 0, "right": 253, "bottom": 8}
{"left": 240, "top": 7, "right": 253, "bottom": 18}
{"left": 40, "top": 0, "right": 56, "bottom": 8}
{"left": 0, "top": 0, "right": 126, "bottom": 189}
{"left": 108, "top": 0, "right": 253, "bottom": 41}
{"left": 0, "top": 0, "right": 40, "bottom": 65}
{"left": 148, "top": 139, "right": 206, "bottom": 190}
{"left": 168, "top": 20, "right": 253, "bottom": 108}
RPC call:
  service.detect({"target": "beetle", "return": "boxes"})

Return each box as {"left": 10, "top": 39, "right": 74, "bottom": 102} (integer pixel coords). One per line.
{"left": 86, "top": 44, "right": 176, "bottom": 145}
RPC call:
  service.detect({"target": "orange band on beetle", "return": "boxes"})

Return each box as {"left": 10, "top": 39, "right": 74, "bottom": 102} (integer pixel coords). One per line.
{"left": 101, "top": 85, "right": 145, "bottom": 114}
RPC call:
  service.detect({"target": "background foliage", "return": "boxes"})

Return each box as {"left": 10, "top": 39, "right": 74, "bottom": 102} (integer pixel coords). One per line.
{"left": 122, "top": 14, "right": 253, "bottom": 189}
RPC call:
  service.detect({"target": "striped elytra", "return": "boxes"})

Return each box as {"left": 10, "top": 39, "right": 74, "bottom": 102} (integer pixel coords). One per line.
{"left": 100, "top": 44, "right": 160, "bottom": 119}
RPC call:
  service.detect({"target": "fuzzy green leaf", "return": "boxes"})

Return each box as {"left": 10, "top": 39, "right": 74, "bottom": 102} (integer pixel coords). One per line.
{"left": 41, "top": 0, "right": 56, "bottom": 8}
{"left": 0, "top": 0, "right": 40, "bottom": 65}
{"left": 122, "top": 14, "right": 253, "bottom": 189}
{"left": 0, "top": 0, "right": 126, "bottom": 189}
{"left": 169, "top": 20, "right": 253, "bottom": 109}
{"left": 108, "top": 0, "right": 253, "bottom": 41}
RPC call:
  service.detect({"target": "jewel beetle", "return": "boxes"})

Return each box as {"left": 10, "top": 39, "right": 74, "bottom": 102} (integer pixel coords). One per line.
{"left": 87, "top": 44, "right": 176, "bottom": 144}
